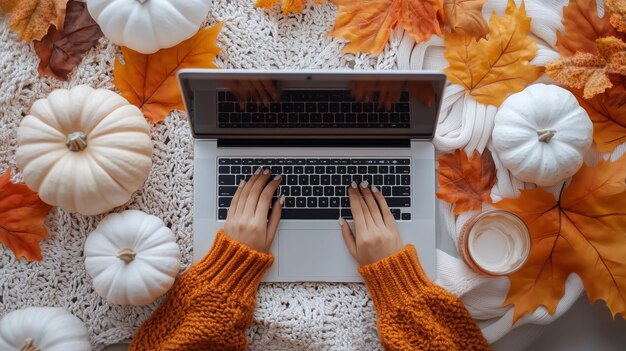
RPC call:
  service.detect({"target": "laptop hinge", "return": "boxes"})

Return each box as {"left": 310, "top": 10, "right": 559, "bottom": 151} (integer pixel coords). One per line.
{"left": 217, "top": 139, "right": 411, "bottom": 148}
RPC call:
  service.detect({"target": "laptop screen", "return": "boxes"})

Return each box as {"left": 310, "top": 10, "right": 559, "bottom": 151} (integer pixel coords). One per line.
{"left": 178, "top": 70, "right": 446, "bottom": 140}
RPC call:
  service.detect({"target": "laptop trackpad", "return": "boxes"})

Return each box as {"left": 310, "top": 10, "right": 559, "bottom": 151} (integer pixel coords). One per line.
{"left": 278, "top": 229, "right": 359, "bottom": 279}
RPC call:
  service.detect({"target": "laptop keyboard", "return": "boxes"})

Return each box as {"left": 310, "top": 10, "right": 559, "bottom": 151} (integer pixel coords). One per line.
{"left": 217, "top": 158, "right": 412, "bottom": 221}
{"left": 217, "top": 90, "right": 411, "bottom": 129}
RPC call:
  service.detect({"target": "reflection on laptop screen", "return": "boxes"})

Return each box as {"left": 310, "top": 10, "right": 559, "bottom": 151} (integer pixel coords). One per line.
{"left": 179, "top": 71, "right": 445, "bottom": 139}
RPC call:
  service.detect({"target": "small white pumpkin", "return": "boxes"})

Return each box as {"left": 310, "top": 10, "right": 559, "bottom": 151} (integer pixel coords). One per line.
{"left": 84, "top": 210, "right": 181, "bottom": 306}
{"left": 16, "top": 85, "right": 152, "bottom": 216}
{"left": 0, "top": 307, "right": 91, "bottom": 351}
{"left": 87, "top": 0, "right": 212, "bottom": 54}
{"left": 492, "top": 84, "right": 593, "bottom": 187}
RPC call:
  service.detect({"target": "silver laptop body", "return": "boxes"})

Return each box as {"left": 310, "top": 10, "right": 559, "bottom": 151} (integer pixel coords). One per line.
{"left": 178, "top": 69, "right": 445, "bottom": 282}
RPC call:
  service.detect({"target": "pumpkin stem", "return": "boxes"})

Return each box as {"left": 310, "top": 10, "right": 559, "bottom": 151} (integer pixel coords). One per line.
{"left": 65, "top": 131, "right": 88, "bottom": 152}
{"left": 20, "top": 338, "right": 40, "bottom": 351}
{"left": 117, "top": 248, "right": 137, "bottom": 264}
{"left": 537, "top": 129, "right": 556, "bottom": 143}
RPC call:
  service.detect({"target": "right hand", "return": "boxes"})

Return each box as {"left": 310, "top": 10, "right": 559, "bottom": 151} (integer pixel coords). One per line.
{"left": 223, "top": 167, "right": 283, "bottom": 252}
{"left": 340, "top": 181, "right": 404, "bottom": 266}
{"left": 227, "top": 80, "right": 279, "bottom": 107}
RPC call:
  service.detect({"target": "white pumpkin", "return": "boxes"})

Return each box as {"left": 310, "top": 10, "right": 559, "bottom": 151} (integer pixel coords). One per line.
{"left": 0, "top": 307, "right": 91, "bottom": 351}
{"left": 87, "top": 0, "right": 212, "bottom": 54}
{"left": 16, "top": 85, "right": 152, "bottom": 216}
{"left": 492, "top": 84, "right": 593, "bottom": 187}
{"left": 84, "top": 210, "right": 181, "bottom": 306}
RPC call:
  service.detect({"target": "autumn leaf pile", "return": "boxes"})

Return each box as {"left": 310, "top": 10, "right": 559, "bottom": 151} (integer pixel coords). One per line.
{"left": 435, "top": 0, "right": 626, "bottom": 325}
{"left": 546, "top": 0, "right": 626, "bottom": 153}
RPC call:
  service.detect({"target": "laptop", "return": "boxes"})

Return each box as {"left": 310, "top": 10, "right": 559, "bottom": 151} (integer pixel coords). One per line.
{"left": 178, "top": 70, "right": 445, "bottom": 282}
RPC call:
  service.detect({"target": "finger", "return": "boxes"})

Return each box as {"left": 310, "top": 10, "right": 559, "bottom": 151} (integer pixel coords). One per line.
{"left": 246, "top": 81, "right": 263, "bottom": 104}
{"left": 352, "top": 82, "right": 365, "bottom": 101}
{"left": 378, "top": 81, "right": 391, "bottom": 110}
{"left": 359, "top": 181, "right": 385, "bottom": 226}
{"left": 252, "top": 80, "right": 271, "bottom": 106}
{"left": 353, "top": 182, "right": 376, "bottom": 229}
{"left": 385, "top": 83, "right": 402, "bottom": 111}
{"left": 339, "top": 217, "right": 357, "bottom": 259}
{"left": 226, "top": 179, "right": 246, "bottom": 220}
{"left": 348, "top": 182, "right": 368, "bottom": 232}
{"left": 266, "top": 195, "right": 284, "bottom": 249}
{"left": 372, "top": 185, "right": 398, "bottom": 229}
{"left": 255, "top": 174, "right": 282, "bottom": 220}
{"left": 236, "top": 166, "right": 263, "bottom": 216}
{"left": 244, "top": 168, "right": 272, "bottom": 215}
{"left": 229, "top": 81, "right": 248, "bottom": 109}
{"left": 261, "top": 80, "right": 279, "bottom": 101}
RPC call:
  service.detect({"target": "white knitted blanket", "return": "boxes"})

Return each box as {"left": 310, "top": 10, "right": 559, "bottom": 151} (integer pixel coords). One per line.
{"left": 0, "top": 0, "right": 586, "bottom": 350}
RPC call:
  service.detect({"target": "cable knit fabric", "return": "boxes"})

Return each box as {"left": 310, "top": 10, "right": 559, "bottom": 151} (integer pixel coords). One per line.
{"left": 130, "top": 233, "right": 489, "bottom": 351}
{"left": 359, "top": 245, "right": 490, "bottom": 351}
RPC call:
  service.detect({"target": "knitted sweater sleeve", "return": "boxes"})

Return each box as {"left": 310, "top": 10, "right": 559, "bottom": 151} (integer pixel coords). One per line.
{"left": 129, "top": 230, "right": 273, "bottom": 351}
{"left": 359, "top": 245, "right": 491, "bottom": 351}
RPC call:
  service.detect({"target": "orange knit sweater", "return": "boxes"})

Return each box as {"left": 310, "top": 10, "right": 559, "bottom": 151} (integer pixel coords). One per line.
{"left": 130, "top": 231, "right": 490, "bottom": 351}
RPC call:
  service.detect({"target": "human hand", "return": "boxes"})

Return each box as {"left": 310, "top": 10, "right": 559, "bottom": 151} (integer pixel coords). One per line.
{"left": 224, "top": 167, "right": 283, "bottom": 252}
{"left": 226, "top": 80, "right": 279, "bottom": 108}
{"left": 351, "top": 81, "right": 404, "bottom": 111}
{"left": 340, "top": 181, "right": 404, "bottom": 266}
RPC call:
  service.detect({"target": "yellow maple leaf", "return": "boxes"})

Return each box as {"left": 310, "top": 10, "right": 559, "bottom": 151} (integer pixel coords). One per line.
{"left": 443, "top": 0, "right": 542, "bottom": 106}
{"left": 113, "top": 24, "right": 222, "bottom": 123}
{"left": 606, "top": 0, "right": 626, "bottom": 33}
{"left": 546, "top": 36, "right": 626, "bottom": 99}
{"left": 494, "top": 156, "right": 626, "bottom": 322}
{"left": 256, "top": 0, "right": 328, "bottom": 14}
{"left": 0, "top": 0, "right": 68, "bottom": 41}
{"left": 329, "top": 0, "right": 443, "bottom": 56}
{"left": 443, "top": 0, "right": 489, "bottom": 38}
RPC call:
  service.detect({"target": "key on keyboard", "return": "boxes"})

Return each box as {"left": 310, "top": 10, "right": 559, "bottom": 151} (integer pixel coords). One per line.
{"left": 217, "top": 158, "right": 412, "bottom": 221}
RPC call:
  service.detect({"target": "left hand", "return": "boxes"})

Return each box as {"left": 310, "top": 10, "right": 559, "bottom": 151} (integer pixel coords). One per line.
{"left": 224, "top": 167, "right": 283, "bottom": 252}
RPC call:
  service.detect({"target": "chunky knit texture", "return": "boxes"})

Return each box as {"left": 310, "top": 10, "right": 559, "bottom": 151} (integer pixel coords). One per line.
{"left": 359, "top": 245, "right": 491, "bottom": 351}
{"left": 129, "top": 231, "right": 273, "bottom": 351}
{"left": 129, "top": 232, "right": 489, "bottom": 350}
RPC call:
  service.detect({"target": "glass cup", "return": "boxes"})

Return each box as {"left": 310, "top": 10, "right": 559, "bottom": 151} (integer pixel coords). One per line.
{"left": 457, "top": 209, "right": 531, "bottom": 277}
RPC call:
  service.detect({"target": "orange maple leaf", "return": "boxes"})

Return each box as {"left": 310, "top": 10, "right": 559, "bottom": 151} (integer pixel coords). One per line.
{"left": 0, "top": 169, "right": 52, "bottom": 261}
{"left": 0, "top": 0, "right": 68, "bottom": 41}
{"left": 546, "top": 36, "right": 626, "bottom": 99}
{"left": 443, "top": 0, "right": 489, "bottom": 38}
{"left": 443, "top": 0, "right": 541, "bottom": 107}
{"left": 606, "top": 0, "right": 626, "bottom": 33}
{"left": 113, "top": 24, "right": 222, "bottom": 123}
{"left": 494, "top": 156, "right": 626, "bottom": 323}
{"left": 256, "top": 0, "right": 328, "bottom": 14}
{"left": 436, "top": 149, "right": 496, "bottom": 215}
{"left": 328, "top": 0, "right": 444, "bottom": 56}
{"left": 574, "top": 80, "right": 626, "bottom": 153}
{"left": 556, "top": 0, "right": 625, "bottom": 57}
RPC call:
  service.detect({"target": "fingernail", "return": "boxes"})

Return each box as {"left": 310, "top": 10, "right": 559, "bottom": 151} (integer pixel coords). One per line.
{"left": 263, "top": 168, "right": 270, "bottom": 175}
{"left": 255, "top": 167, "right": 262, "bottom": 175}
{"left": 360, "top": 180, "right": 369, "bottom": 188}
{"left": 339, "top": 217, "right": 345, "bottom": 226}
{"left": 279, "top": 194, "right": 285, "bottom": 205}
{"left": 371, "top": 185, "right": 378, "bottom": 193}
{"left": 274, "top": 174, "right": 282, "bottom": 181}
{"left": 239, "top": 179, "right": 246, "bottom": 187}
{"left": 351, "top": 181, "right": 357, "bottom": 189}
